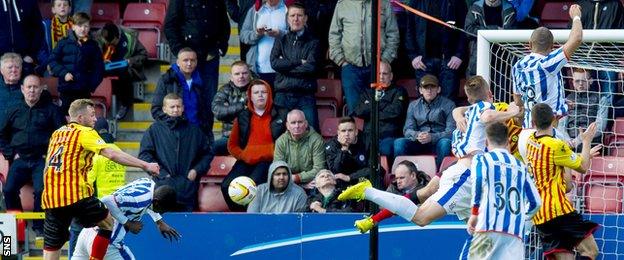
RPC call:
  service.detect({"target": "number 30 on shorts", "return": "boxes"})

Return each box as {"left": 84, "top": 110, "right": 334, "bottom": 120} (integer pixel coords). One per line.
{"left": 48, "top": 145, "right": 64, "bottom": 171}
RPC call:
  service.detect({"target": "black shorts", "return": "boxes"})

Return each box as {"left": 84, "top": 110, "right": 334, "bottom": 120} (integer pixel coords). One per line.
{"left": 43, "top": 196, "right": 109, "bottom": 250}
{"left": 535, "top": 212, "right": 599, "bottom": 257}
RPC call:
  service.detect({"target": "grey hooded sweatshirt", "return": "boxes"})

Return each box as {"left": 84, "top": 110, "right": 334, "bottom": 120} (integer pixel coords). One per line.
{"left": 247, "top": 160, "right": 307, "bottom": 213}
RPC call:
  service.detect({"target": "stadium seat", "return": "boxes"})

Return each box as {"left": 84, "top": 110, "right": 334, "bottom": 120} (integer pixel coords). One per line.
{"left": 584, "top": 183, "right": 623, "bottom": 213}
{"left": 393, "top": 155, "right": 437, "bottom": 179}
{"left": 90, "top": 2, "right": 121, "bottom": 29}
{"left": 92, "top": 77, "right": 114, "bottom": 118}
{"left": 42, "top": 77, "right": 59, "bottom": 101}
{"left": 585, "top": 156, "right": 624, "bottom": 182}
{"left": 316, "top": 79, "right": 343, "bottom": 118}
{"left": 198, "top": 156, "right": 236, "bottom": 212}
{"left": 150, "top": 0, "right": 170, "bottom": 8}
{"left": 609, "top": 146, "right": 624, "bottom": 157}
{"left": 540, "top": 2, "right": 574, "bottom": 29}
{"left": 439, "top": 156, "right": 458, "bottom": 175}
{"left": 122, "top": 3, "right": 166, "bottom": 59}
{"left": 320, "top": 117, "right": 364, "bottom": 140}
{"left": 396, "top": 79, "right": 419, "bottom": 100}
{"left": 20, "top": 184, "right": 34, "bottom": 212}
{"left": 38, "top": 2, "right": 53, "bottom": 19}
{"left": 458, "top": 78, "right": 467, "bottom": 99}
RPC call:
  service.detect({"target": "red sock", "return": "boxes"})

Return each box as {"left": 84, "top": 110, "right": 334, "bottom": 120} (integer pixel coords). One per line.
{"left": 90, "top": 229, "right": 112, "bottom": 260}
{"left": 371, "top": 194, "right": 410, "bottom": 223}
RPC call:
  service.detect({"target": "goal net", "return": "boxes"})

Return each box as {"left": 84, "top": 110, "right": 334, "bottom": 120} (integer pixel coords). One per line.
{"left": 477, "top": 29, "right": 624, "bottom": 260}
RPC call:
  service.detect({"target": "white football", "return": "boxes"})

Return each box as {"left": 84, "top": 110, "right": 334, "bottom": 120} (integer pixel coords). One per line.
{"left": 228, "top": 176, "right": 257, "bottom": 206}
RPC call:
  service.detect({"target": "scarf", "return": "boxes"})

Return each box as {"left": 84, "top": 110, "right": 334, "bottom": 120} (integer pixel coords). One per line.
{"left": 51, "top": 16, "right": 73, "bottom": 49}
{"left": 102, "top": 44, "right": 115, "bottom": 62}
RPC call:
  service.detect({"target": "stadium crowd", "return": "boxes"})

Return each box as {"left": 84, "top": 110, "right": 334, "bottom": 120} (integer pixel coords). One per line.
{"left": 0, "top": 0, "right": 623, "bottom": 218}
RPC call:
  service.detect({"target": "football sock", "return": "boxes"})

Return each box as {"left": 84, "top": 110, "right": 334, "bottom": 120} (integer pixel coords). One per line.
{"left": 90, "top": 229, "right": 112, "bottom": 260}
{"left": 364, "top": 188, "right": 418, "bottom": 221}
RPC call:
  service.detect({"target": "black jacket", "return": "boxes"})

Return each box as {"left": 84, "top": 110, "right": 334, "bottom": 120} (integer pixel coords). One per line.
{"left": 351, "top": 85, "right": 409, "bottom": 140}
{"left": 324, "top": 134, "right": 370, "bottom": 187}
{"left": 225, "top": 0, "right": 255, "bottom": 31}
{"left": 164, "top": 0, "right": 230, "bottom": 59}
{"left": 405, "top": 0, "right": 467, "bottom": 61}
{"left": 49, "top": 32, "right": 104, "bottom": 93}
{"left": 211, "top": 81, "right": 249, "bottom": 136}
{"left": 577, "top": 0, "right": 624, "bottom": 29}
{"left": 138, "top": 116, "right": 214, "bottom": 208}
{"left": 0, "top": 0, "right": 44, "bottom": 62}
{"left": 0, "top": 96, "right": 65, "bottom": 159}
{"left": 307, "top": 189, "right": 352, "bottom": 212}
{"left": 270, "top": 29, "right": 321, "bottom": 95}
{"left": 152, "top": 68, "right": 211, "bottom": 135}
{"left": 235, "top": 107, "right": 286, "bottom": 149}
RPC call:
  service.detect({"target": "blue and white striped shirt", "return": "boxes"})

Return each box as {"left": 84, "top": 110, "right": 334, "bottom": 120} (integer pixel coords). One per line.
{"left": 452, "top": 101, "right": 495, "bottom": 158}
{"left": 470, "top": 149, "right": 541, "bottom": 238}
{"left": 512, "top": 47, "right": 569, "bottom": 128}
{"left": 103, "top": 178, "right": 162, "bottom": 247}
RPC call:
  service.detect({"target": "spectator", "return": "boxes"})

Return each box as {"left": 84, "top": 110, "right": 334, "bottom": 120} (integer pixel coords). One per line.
{"left": 302, "top": 0, "right": 338, "bottom": 75}
{"left": 48, "top": 12, "right": 104, "bottom": 115}
{"left": 558, "top": 68, "right": 609, "bottom": 151}
{"left": 394, "top": 74, "right": 455, "bottom": 168}
{"left": 274, "top": 109, "right": 326, "bottom": 189}
{"left": 405, "top": 0, "right": 467, "bottom": 100}
{"left": 0, "top": 0, "right": 43, "bottom": 75}
{"left": 139, "top": 93, "right": 214, "bottom": 211}
{"left": 212, "top": 61, "right": 253, "bottom": 155}
{"left": 221, "top": 79, "right": 286, "bottom": 211}
{"left": 324, "top": 117, "right": 370, "bottom": 189}
{"left": 507, "top": 0, "right": 538, "bottom": 28}
{"left": 0, "top": 53, "right": 24, "bottom": 114}
{"left": 247, "top": 160, "right": 307, "bottom": 213}
{"left": 0, "top": 75, "right": 65, "bottom": 235}
{"left": 96, "top": 23, "right": 148, "bottom": 120}
{"left": 464, "top": 0, "right": 517, "bottom": 76}
{"left": 351, "top": 62, "right": 408, "bottom": 160}
{"left": 307, "top": 169, "right": 351, "bottom": 213}
{"left": 576, "top": 0, "right": 624, "bottom": 105}
{"left": 271, "top": 2, "right": 321, "bottom": 131}
{"left": 72, "top": 0, "right": 92, "bottom": 14}
{"left": 224, "top": 0, "right": 255, "bottom": 61}
{"left": 386, "top": 160, "right": 430, "bottom": 197}
{"left": 164, "top": 0, "right": 230, "bottom": 142}
{"left": 38, "top": 0, "right": 73, "bottom": 76}
{"left": 328, "top": 0, "right": 399, "bottom": 113}
{"left": 240, "top": 0, "right": 288, "bottom": 86}
{"left": 152, "top": 48, "right": 212, "bottom": 139}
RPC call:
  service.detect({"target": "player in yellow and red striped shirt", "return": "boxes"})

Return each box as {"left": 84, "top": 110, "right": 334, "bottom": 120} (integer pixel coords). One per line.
{"left": 525, "top": 103, "right": 602, "bottom": 260}
{"left": 42, "top": 99, "right": 160, "bottom": 260}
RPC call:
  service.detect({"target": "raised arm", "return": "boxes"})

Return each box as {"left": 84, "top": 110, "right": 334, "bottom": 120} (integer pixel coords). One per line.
{"left": 562, "top": 4, "right": 583, "bottom": 58}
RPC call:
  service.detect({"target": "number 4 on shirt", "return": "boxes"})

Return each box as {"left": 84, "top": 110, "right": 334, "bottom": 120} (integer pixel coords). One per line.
{"left": 48, "top": 145, "right": 64, "bottom": 171}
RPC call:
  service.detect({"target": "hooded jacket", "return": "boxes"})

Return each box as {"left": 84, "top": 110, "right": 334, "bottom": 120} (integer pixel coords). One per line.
{"left": 138, "top": 115, "right": 214, "bottom": 209}
{"left": 274, "top": 129, "right": 326, "bottom": 183}
{"left": 247, "top": 160, "right": 307, "bottom": 213}
{"left": 227, "top": 82, "right": 286, "bottom": 165}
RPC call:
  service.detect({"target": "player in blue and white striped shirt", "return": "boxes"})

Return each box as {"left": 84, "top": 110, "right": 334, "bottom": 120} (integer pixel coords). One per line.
{"left": 72, "top": 178, "right": 181, "bottom": 260}
{"left": 467, "top": 122, "right": 541, "bottom": 260}
{"left": 512, "top": 4, "right": 583, "bottom": 128}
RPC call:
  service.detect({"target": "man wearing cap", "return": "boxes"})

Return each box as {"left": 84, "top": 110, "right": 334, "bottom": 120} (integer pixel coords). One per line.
{"left": 394, "top": 74, "right": 456, "bottom": 169}
{"left": 0, "top": 74, "right": 64, "bottom": 235}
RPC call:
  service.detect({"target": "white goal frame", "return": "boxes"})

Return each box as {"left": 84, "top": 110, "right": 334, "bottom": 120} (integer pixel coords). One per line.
{"left": 476, "top": 29, "right": 624, "bottom": 84}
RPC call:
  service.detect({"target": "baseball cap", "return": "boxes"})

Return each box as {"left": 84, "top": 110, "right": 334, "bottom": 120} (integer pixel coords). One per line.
{"left": 420, "top": 74, "right": 439, "bottom": 88}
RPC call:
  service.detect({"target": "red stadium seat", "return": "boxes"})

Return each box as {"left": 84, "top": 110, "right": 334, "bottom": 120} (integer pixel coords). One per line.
{"left": 541, "top": 2, "right": 574, "bottom": 29}
{"left": 320, "top": 117, "right": 364, "bottom": 140}
{"left": 122, "top": 3, "right": 166, "bottom": 59}
{"left": 439, "top": 156, "right": 458, "bottom": 175}
{"left": 42, "top": 77, "right": 59, "bottom": 101}
{"left": 39, "top": 2, "right": 53, "bottom": 20}
{"left": 19, "top": 184, "right": 34, "bottom": 212}
{"left": 316, "top": 79, "right": 343, "bottom": 118}
{"left": 90, "top": 3, "right": 121, "bottom": 28}
{"left": 584, "top": 183, "right": 623, "bottom": 213}
{"left": 585, "top": 156, "right": 624, "bottom": 182}
{"left": 458, "top": 78, "right": 467, "bottom": 99}
{"left": 150, "top": 0, "right": 170, "bottom": 9}
{"left": 92, "top": 77, "right": 114, "bottom": 118}
{"left": 393, "top": 155, "right": 437, "bottom": 179}
{"left": 198, "top": 156, "right": 236, "bottom": 212}
{"left": 396, "top": 79, "right": 419, "bottom": 100}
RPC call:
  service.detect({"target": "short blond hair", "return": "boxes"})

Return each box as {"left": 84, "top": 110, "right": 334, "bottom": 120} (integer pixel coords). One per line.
{"left": 68, "top": 99, "right": 95, "bottom": 118}
{"left": 464, "top": 76, "right": 490, "bottom": 104}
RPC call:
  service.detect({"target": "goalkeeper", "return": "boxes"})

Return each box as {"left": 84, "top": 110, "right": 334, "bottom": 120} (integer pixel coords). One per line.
{"left": 512, "top": 4, "right": 583, "bottom": 129}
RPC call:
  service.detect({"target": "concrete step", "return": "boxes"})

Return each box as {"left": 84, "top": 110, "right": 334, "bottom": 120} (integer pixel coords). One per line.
{"left": 118, "top": 121, "right": 153, "bottom": 132}
{"left": 115, "top": 141, "right": 140, "bottom": 157}
{"left": 129, "top": 102, "right": 153, "bottom": 122}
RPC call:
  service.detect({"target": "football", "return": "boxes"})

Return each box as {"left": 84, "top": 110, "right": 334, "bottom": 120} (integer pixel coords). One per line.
{"left": 228, "top": 176, "right": 257, "bottom": 206}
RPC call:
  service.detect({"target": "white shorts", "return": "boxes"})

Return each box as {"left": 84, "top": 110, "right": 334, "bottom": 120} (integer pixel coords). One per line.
{"left": 72, "top": 227, "right": 135, "bottom": 260}
{"left": 468, "top": 232, "right": 524, "bottom": 260}
{"left": 428, "top": 163, "right": 472, "bottom": 221}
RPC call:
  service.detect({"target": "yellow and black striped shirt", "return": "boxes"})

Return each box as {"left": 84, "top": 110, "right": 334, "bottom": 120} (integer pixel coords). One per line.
{"left": 493, "top": 102, "right": 523, "bottom": 160}
{"left": 525, "top": 132, "right": 583, "bottom": 225}
{"left": 42, "top": 123, "right": 110, "bottom": 209}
